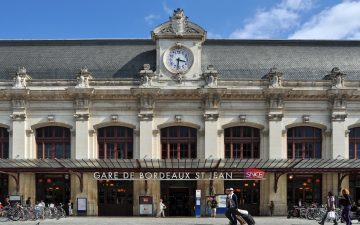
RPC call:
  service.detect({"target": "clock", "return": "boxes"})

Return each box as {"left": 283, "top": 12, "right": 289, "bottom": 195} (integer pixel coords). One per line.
{"left": 164, "top": 46, "right": 193, "bottom": 73}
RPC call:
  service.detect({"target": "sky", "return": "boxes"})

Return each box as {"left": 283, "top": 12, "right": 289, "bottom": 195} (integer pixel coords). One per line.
{"left": 0, "top": 0, "right": 360, "bottom": 40}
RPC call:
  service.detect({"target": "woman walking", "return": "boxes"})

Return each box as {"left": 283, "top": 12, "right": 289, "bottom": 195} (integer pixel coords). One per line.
{"left": 341, "top": 188, "right": 352, "bottom": 225}
{"left": 319, "top": 192, "right": 337, "bottom": 225}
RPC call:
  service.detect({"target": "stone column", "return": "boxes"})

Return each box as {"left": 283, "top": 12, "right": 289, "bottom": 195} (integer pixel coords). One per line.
{"left": 71, "top": 172, "right": 98, "bottom": 216}
{"left": 139, "top": 116, "right": 154, "bottom": 158}
{"left": 74, "top": 113, "right": 90, "bottom": 159}
{"left": 133, "top": 177, "right": 160, "bottom": 216}
{"left": 10, "top": 99, "right": 27, "bottom": 159}
{"left": 260, "top": 173, "right": 287, "bottom": 216}
{"left": 204, "top": 115, "right": 219, "bottom": 158}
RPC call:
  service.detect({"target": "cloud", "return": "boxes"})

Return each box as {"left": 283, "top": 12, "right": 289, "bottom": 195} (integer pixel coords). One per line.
{"left": 289, "top": 1, "right": 360, "bottom": 39}
{"left": 230, "top": 0, "right": 315, "bottom": 39}
{"left": 162, "top": 1, "right": 173, "bottom": 15}
{"left": 144, "top": 14, "right": 161, "bottom": 25}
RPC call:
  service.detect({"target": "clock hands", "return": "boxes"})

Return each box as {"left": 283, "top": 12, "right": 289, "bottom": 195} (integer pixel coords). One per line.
{"left": 176, "top": 57, "right": 186, "bottom": 69}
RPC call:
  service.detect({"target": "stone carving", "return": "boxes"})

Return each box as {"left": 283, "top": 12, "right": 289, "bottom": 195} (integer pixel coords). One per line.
{"left": 139, "top": 95, "right": 155, "bottom": 110}
{"left": 13, "top": 67, "right": 31, "bottom": 89}
{"left": 265, "top": 67, "right": 283, "bottom": 88}
{"left": 139, "top": 64, "right": 154, "bottom": 87}
{"left": 73, "top": 113, "right": 89, "bottom": 121}
{"left": 269, "top": 97, "right": 283, "bottom": 109}
{"left": 333, "top": 98, "right": 347, "bottom": 110}
{"left": 138, "top": 113, "right": 153, "bottom": 121}
{"left": 158, "top": 8, "right": 201, "bottom": 35}
{"left": 203, "top": 113, "right": 219, "bottom": 121}
{"left": 203, "top": 65, "right": 219, "bottom": 87}
{"left": 268, "top": 113, "right": 283, "bottom": 121}
{"left": 76, "top": 66, "right": 93, "bottom": 88}
{"left": 324, "top": 67, "right": 346, "bottom": 89}
{"left": 74, "top": 98, "right": 90, "bottom": 109}
{"left": 10, "top": 113, "right": 26, "bottom": 121}
{"left": 174, "top": 73, "right": 184, "bottom": 84}
{"left": 331, "top": 114, "right": 347, "bottom": 121}
{"left": 203, "top": 93, "right": 221, "bottom": 109}
{"left": 12, "top": 99, "right": 26, "bottom": 109}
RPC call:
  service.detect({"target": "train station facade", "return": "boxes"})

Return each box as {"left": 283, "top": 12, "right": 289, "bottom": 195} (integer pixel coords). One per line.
{"left": 1, "top": 9, "right": 360, "bottom": 216}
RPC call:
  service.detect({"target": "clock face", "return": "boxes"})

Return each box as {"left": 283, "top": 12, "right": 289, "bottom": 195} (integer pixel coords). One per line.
{"left": 165, "top": 47, "right": 193, "bottom": 73}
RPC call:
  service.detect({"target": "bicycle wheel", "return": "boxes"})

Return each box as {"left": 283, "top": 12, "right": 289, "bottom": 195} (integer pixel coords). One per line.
{"left": 10, "top": 209, "right": 21, "bottom": 221}
{"left": 0, "top": 210, "right": 9, "bottom": 222}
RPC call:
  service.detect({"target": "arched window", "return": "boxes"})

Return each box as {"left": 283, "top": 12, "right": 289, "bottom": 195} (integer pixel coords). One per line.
{"left": 287, "top": 126, "right": 322, "bottom": 159}
{"left": 97, "top": 126, "right": 133, "bottom": 159}
{"left": 349, "top": 127, "right": 360, "bottom": 159}
{"left": 224, "top": 126, "right": 260, "bottom": 159}
{"left": 36, "top": 126, "right": 70, "bottom": 159}
{"left": 161, "top": 126, "right": 197, "bottom": 159}
{"left": 0, "top": 128, "right": 9, "bottom": 159}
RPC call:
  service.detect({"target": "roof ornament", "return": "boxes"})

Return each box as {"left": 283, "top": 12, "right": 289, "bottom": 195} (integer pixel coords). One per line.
{"left": 13, "top": 67, "right": 31, "bottom": 89}
{"left": 75, "top": 66, "right": 93, "bottom": 88}
{"left": 171, "top": 8, "right": 187, "bottom": 35}
{"left": 265, "top": 67, "right": 283, "bottom": 88}
{"left": 139, "top": 64, "right": 154, "bottom": 87}
{"left": 324, "top": 67, "right": 346, "bottom": 89}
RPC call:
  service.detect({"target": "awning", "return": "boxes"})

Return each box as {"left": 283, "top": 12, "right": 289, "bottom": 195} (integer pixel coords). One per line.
{"left": 0, "top": 158, "right": 360, "bottom": 173}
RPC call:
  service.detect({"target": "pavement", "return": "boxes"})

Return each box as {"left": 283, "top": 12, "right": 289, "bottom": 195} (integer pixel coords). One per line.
{"left": 3, "top": 216, "right": 353, "bottom": 225}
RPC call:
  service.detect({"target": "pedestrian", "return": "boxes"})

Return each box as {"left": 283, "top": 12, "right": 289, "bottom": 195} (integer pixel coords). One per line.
{"left": 340, "top": 188, "right": 352, "bottom": 225}
{"left": 68, "top": 199, "right": 73, "bottom": 216}
{"left": 268, "top": 200, "right": 274, "bottom": 216}
{"left": 318, "top": 191, "right": 337, "bottom": 225}
{"left": 26, "top": 197, "right": 31, "bottom": 207}
{"left": 225, "top": 188, "right": 238, "bottom": 225}
{"left": 0, "top": 202, "right": 3, "bottom": 209}
{"left": 210, "top": 197, "right": 218, "bottom": 217}
{"left": 156, "top": 198, "right": 166, "bottom": 218}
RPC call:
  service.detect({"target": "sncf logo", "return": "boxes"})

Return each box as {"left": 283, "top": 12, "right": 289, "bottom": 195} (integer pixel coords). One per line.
{"left": 244, "top": 168, "right": 265, "bottom": 179}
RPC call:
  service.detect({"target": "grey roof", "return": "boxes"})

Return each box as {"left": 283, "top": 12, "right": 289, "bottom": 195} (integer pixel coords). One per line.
{"left": 0, "top": 39, "right": 359, "bottom": 80}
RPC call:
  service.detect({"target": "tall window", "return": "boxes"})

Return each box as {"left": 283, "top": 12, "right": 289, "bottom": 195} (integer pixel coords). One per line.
{"left": 349, "top": 127, "right": 360, "bottom": 159}
{"left": 224, "top": 126, "right": 260, "bottom": 159}
{"left": 0, "top": 128, "right": 9, "bottom": 159}
{"left": 287, "top": 126, "right": 322, "bottom": 159}
{"left": 161, "top": 126, "right": 197, "bottom": 159}
{"left": 36, "top": 126, "right": 70, "bottom": 159}
{"left": 97, "top": 126, "right": 133, "bottom": 159}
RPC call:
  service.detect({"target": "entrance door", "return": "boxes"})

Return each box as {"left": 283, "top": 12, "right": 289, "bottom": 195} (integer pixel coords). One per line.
{"left": 161, "top": 181, "right": 196, "bottom": 217}
{"left": 98, "top": 180, "right": 133, "bottom": 216}
{"left": 225, "top": 180, "right": 260, "bottom": 216}
{"left": 36, "top": 174, "right": 70, "bottom": 205}
{"left": 0, "top": 174, "right": 8, "bottom": 203}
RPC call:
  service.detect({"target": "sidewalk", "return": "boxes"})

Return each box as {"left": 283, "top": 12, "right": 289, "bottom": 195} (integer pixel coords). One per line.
{"left": 7, "top": 216, "right": 315, "bottom": 225}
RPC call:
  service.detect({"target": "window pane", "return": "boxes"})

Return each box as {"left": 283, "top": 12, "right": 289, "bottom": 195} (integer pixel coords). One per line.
{"left": 161, "top": 143, "right": 167, "bottom": 159}
{"left": 243, "top": 143, "right": 251, "bottom": 158}
{"left": 305, "top": 127, "right": 314, "bottom": 137}
{"left": 106, "top": 127, "right": 115, "bottom": 137}
{"left": 37, "top": 143, "right": 43, "bottom": 159}
{"left": 127, "top": 143, "right": 133, "bottom": 159}
{"left": 233, "top": 127, "right": 241, "bottom": 137}
{"left": 287, "top": 128, "right": 293, "bottom": 137}
{"left": 233, "top": 143, "right": 241, "bottom": 159}
{"left": 44, "top": 144, "right": 52, "bottom": 159}
{"left": 225, "top": 143, "right": 231, "bottom": 158}
{"left": 253, "top": 143, "right": 259, "bottom": 158}
{"left": 304, "top": 143, "right": 314, "bottom": 158}
{"left": 349, "top": 143, "right": 355, "bottom": 159}
{"left": 169, "top": 127, "right": 177, "bottom": 137}
{"left": 65, "top": 144, "right": 71, "bottom": 159}
{"left": 117, "top": 143, "right": 125, "bottom": 159}
{"left": 314, "top": 128, "right": 321, "bottom": 137}
{"left": 161, "top": 129, "right": 167, "bottom": 138}
{"left": 54, "top": 127, "right": 63, "bottom": 137}
{"left": 243, "top": 127, "right": 251, "bottom": 137}
{"left": 224, "top": 128, "right": 231, "bottom": 137}
{"left": 99, "top": 143, "right": 105, "bottom": 159}
{"left": 190, "top": 129, "right": 197, "bottom": 137}
{"left": 253, "top": 129, "right": 260, "bottom": 137}
{"left": 180, "top": 127, "right": 189, "bottom": 137}
{"left": 98, "top": 128, "right": 105, "bottom": 137}
{"left": 117, "top": 127, "right": 125, "bottom": 137}
{"left": 191, "top": 143, "right": 196, "bottom": 158}
{"left": 55, "top": 143, "right": 63, "bottom": 159}
{"left": 44, "top": 127, "right": 52, "bottom": 137}
{"left": 179, "top": 144, "right": 188, "bottom": 158}
{"left": 357, "top": 144, "right": 360, "bottom": 159}
{"left": 356, "top": 128, "right": 360, "bottom": 137}
{"left": 315, "top": 143, "right": 321, "bottom": 158}
{"left": 169, "top": 143, "right": 177, "bottom": 159}
{"left": 294, "top": 128, "right": 302, "bottom": 137}
{"left": 295, "top": 143, "right": 302, "bottom": 159}
{"left": 107, "top": 143, "right": 115, "bottom": 159}
{"left": 287, "top": 143, "right": 293, "bottom": 159}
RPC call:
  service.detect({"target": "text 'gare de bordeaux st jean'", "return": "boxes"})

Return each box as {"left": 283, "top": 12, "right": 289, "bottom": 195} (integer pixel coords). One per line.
{"left": 1, "top": 8, "right": 360, "bottom": 217}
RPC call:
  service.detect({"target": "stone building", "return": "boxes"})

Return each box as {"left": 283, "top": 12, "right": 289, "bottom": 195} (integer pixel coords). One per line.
{"left": 1, "top": 9, "right": 360, "bottom": 216}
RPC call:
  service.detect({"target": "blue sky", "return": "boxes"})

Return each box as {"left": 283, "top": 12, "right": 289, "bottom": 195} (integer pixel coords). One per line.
{"left": 0, "top": 0, "right": 359, "bottom": 39}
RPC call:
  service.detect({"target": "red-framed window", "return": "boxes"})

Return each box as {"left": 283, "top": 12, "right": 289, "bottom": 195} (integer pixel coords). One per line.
{"left": 0, "top": 128, "right": 9, "bottom": 159}
{"left": 349, "top": 127, "right": 360, "bottom": 159}
{"left": 224, "top": 126, "right": 260, "bottom": 159}
{"left": 287, "top": 126, "right": 322, "bottom": 159}
{"left": 161, "top": 126, "right": 197, "bottom": 159}
{"left": 36, "top": 126, "right": 71, "bottom": 159}
{"left": 97, "top": 126, "right": 133, "bottom": 159}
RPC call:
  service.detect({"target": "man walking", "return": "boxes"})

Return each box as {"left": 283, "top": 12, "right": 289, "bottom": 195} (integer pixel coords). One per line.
{"left": 225, "top": 188, "right": 238, "bottom": 225}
